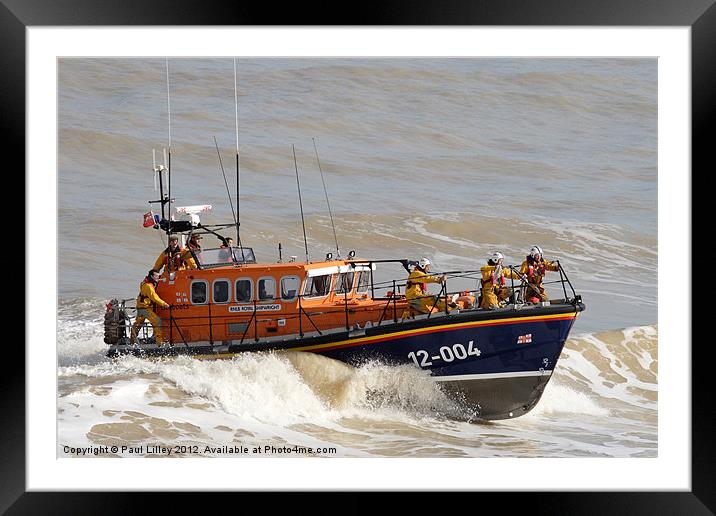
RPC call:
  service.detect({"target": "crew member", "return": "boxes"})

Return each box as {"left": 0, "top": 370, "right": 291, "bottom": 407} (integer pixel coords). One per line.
{"left": 151, "top": 235, "right": 186, "bottom": 274}
{"left": 218, "top": 237, "right": 235, "bottom": 262}
{"left": 218, "top": 236, "right": 235, "bottom": 262}
{"left": 405, "top": 257, "right": 454, "bottom": 314}
{"left": 519, "top": 245, "right": 559, "bottom": 302}
{"left": 182, "top": 233, "right": 202, "bottom": 270}
{"left": 219, "top": 237, "right": 235, "bottom": 248}
{"left": 130, "top": 270, "right": 170, "bottom": 346}
{"left": 480, "top": 251, "right": 520, "bottom": 309}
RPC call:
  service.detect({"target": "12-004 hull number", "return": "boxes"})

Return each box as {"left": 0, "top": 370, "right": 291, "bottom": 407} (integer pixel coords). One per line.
{"left": 408, "top": 340, "right": 481, "bottom": 368}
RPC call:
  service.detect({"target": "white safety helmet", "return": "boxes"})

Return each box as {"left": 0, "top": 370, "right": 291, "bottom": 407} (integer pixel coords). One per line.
{"left": 418, "top": 257, "right": 432, "bottom": 269}
{"left": 530, "top": 246, "right": 543, "bottom": 258}
{"left": 492, "top": 251, "right": 504, "bottom": 262}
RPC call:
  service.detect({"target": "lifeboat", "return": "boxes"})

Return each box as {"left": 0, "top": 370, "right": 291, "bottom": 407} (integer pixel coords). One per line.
{"left": 105, "top": 227, "right": 585, "bottom": 420}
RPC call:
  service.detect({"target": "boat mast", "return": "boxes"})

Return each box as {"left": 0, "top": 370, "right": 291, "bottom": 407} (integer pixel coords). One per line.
{"left": 150, "top": 149, "right": 168, "bottom": 247}
{"left": 153, "top": 149, "right": 167, "bottom": 221}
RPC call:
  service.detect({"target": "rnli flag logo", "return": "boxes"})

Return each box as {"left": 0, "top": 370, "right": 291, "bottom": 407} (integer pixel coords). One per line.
{"left": 517, "top": 334, "right": 532, "bottom": 344}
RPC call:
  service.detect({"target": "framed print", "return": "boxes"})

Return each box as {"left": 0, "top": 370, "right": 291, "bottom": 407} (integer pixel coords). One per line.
{"left": 5, "top": 0, "right": 708, "bottom": 512}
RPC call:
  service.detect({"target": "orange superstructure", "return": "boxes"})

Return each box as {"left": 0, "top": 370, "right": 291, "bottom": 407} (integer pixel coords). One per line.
{"left": 151, "top": 252, "right": 413, "bottom": 345}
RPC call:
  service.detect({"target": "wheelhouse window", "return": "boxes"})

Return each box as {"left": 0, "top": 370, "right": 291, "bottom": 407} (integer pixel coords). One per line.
{"left": 280, "top": 276, "right": 300, "bottom": 302}
{"left": 213, "top": 279, "right": 230, "bottom": 303}
{"left": 335, "top": 272, "right": 354, "bottom": 296}
{"left": 192, "top": 247, "right": 257, "bottom": 268}
{"left": 235, "top": 278, "right": 252, "bottom": 303}
{"left": 258, "top": 277, "right": 276, "bottom": 301}
{"left": 217, "top": 247, "right": 233, "bottom": 264}
{"left": 191, "top": 280, "right": 208, "bottom": 304}
{"left": 231, "top": 247, "right": 256, "bottom": 264}
{"left": 303, "top": 274, "right": 332, "bottom": 298}
{"left": 356, "top": 270, "right": 371, "bottom": 293}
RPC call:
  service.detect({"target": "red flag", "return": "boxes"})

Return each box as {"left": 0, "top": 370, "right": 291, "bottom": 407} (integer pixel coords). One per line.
{"left": 143, "top": 211, "right": 155, "bottom": 228}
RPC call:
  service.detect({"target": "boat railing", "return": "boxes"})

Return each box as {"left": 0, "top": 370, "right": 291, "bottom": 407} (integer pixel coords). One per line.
{"left": 118, "top": 261, "right": 580, "bottom": 347}
{"left": 503, "top": 260, "right": 578, "bottom": 303}
{"left": 166, "top": 299, "right": 393, "bottom": 345}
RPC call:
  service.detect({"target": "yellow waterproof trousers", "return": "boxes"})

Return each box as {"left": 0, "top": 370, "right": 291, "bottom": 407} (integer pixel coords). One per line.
{"left": 480, "top": 287, "right": 512, "bottom": 309}
{"left": 131, "top": 308, "right": 164, "bottom": 344}
{"left": 408, "top": 296, "right": 448, "bottom": 315}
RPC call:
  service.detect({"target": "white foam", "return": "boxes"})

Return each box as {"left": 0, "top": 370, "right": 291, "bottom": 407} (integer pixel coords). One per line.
{"left": 57, "top": 315, "right": 108, "bottom": 367}
{"left": 58, "top": 349, "right": 462, "bottom": 427}
{"left": 527, "top": 381, "right": 610, "bottom": 418}
{"left": 58, "top": 375, "right": 364, "bottom": 457}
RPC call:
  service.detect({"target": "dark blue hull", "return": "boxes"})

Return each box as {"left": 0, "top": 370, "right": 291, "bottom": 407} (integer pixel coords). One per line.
{"left": 314, "top": 306, "right": 580, "bottom": 419}
{"left": 108, "top": 301, "right": 584, "bottom": 420}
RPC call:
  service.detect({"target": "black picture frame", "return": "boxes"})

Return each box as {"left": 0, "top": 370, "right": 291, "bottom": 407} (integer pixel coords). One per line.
{"left": 5, "top": 1, "right": 708, "bottom": 513}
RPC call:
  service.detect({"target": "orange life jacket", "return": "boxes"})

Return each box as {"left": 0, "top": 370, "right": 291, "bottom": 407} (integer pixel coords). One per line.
{"left": 406, "top": 280, "right": 427, "bottom": 293}
{"left": 526, "top": 256, "right": 546, "bottom": 279}
{"left": 164, "top": 246, "right": 184, "bottom": 271}
{"left": 492, "top": 269, "right": 506, "bottom": 287}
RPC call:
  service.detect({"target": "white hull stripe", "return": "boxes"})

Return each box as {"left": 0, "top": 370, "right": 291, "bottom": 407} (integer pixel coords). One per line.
{"left": 433, "top": 370, "right": 553, "bottom": 382}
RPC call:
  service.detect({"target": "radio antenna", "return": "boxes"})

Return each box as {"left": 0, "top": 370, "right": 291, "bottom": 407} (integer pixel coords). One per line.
{"left": 166, "top": 58, "right": 172, "bottom": 149}
{"left": 312, "top": 137, "right": 340, "bottom": 258}
{"left": 293, "top": 144, "right": 310, "bottom": 263}
{"left": 165, "top": 57, "right": 173, "bottom": 238}
{"left": 213, "top": 136, "right": 237, "bottom": 226}
{"left": 233, "top": 59, "right": 246, "bottom": 262}
{"left": 233, "top": 58, "right": 244, "bottom": 253}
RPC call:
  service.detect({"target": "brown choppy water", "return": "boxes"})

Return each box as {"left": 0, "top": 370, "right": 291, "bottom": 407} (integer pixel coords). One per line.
{"left": 58, "top": 58, "right": 656, "bottom": 457}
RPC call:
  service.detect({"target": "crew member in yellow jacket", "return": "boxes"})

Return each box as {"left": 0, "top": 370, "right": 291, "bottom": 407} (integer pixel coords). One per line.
{"left": 519, "top": 245, "right": 560, "bottom": 302}
{"left": 130, "top": 270, "right": 170, "bottom": 345}
{"left": 181, "top": 233, "right": 202, "bottom": 270}
{"left": 405, "top": 257, "right": 453, "bottom": 314}
{"left": 480, "top": 251, "right": 521, "bottom": 309}
{"left": 151, "top": 235, "right": 186, "bottom": 274}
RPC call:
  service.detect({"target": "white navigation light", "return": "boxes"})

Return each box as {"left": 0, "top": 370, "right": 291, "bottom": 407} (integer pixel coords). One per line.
{"left": 176, "top": 204, "right": 212, "bottom": 225}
